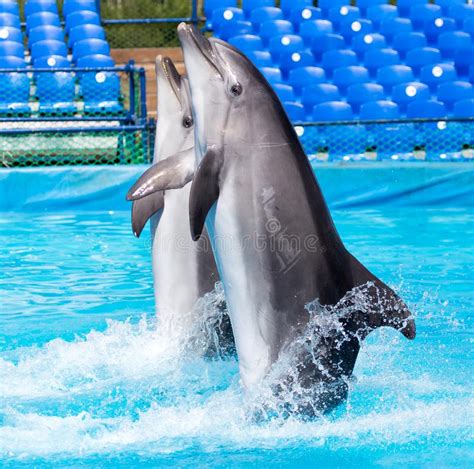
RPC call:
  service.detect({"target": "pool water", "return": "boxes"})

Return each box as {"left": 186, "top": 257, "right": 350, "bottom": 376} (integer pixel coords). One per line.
{"left": 1, "top": 203, "right": 473, "bottom": 465}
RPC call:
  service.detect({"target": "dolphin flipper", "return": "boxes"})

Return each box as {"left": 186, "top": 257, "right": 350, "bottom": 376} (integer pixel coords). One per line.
{"left": 189, "top": 148, "right": 223, "bottom": 241}
{"left": 126, "top": 148, "right": 195, "bottom": 201}
{"left": 131, "top": 192, "right": 164, "bottom": 238}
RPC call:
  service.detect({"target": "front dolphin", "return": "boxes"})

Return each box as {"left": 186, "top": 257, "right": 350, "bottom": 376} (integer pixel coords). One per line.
{"left": 129, "top": 29, "right": 415, "bottom": 415}
{"left": 128, "top": 56, "right": 234, "bottom": 357}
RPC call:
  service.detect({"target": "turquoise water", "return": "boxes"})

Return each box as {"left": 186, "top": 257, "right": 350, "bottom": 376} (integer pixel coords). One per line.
{"left": 1, "top": 204, "right": 473, "bottom": 467}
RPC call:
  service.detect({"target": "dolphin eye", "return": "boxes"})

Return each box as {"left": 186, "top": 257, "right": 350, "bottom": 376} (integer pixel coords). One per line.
{"left": 183, "top": 116, "right": 193, "bottom": 128}
{"left": 230, "top": 83, "right": 242, "bottom": 96}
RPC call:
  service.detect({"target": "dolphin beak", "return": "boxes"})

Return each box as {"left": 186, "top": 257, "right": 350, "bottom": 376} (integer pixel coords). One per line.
{"left": 177, "top": 23, "right": 223, "bottom": 79}
{"left": 156, "top": 55, "right": 182, "bottom": 104}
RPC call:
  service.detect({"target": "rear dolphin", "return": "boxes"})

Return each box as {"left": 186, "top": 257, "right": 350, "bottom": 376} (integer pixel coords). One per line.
{"left": 129, "top": 56, "right": 234, "bottom": 356}
{"left": 128, "top": 29, "right": 415, "bottom": 415}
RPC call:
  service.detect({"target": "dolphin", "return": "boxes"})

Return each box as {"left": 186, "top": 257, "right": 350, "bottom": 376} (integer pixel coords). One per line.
{"left": 130, "top": 56, "right": 234, "bottom": 356}
{"left": 128, "top": 28, "right": 415, "bottom": 415}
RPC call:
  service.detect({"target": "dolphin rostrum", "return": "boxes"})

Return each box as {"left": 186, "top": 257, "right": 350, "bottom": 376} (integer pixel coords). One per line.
{"left": 128, "top": 56, "right": 234, "bottom": 357}
{"left": 128, "top": 29, "right": 415, "bottom": 415}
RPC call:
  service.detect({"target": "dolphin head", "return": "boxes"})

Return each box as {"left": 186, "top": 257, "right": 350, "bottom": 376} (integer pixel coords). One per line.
{"left": 177, "top": 23, "right": 288, "bottom": 159}
{"left": 154, "top": 55, "right": 194, "bottom": 161}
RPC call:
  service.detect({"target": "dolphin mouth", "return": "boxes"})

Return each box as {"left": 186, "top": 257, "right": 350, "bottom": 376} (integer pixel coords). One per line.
{"left": 177, "top": 23, "right": 223, "bottom": 79}
{"left": 159, "top": 56, "right": 182, "bottom": 105}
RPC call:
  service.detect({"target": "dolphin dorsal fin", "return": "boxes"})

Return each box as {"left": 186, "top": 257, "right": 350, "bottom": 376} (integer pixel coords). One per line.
{"left": 131, "top": 192, "right": 164, "bottom": 238}
{"left": 126, "top": 148, "right": 195, "bottom": 201}
{"left": 341, "top": 253, "right": 416, "bottom": 342}
{"left": 189, "top": 147, "right": 223, "bottom": 241}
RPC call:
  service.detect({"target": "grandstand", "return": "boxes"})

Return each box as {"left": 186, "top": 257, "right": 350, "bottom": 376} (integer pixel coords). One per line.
{"left": 0, "top": 0, "right": 472, "bottom": 165}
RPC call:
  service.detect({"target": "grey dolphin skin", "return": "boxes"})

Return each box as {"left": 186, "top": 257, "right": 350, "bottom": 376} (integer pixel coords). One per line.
{"left": 129, "top": 27, "right": 415, "bottom": 416}
{"left": 128, "top": 56, "right": 234, "bottom": 358}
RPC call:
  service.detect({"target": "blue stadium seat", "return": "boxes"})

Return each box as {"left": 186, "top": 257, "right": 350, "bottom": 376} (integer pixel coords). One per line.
{"left": 300, "top": 20, "right": 333, "bottom": 46}
{"left": 28, "top": 26, "right": 64, "bottom": 47}
{"left": 31, "top": 39, "right": 67, "bottom": 61}
{"left": 229, "top": 34, "right": 263, "bottom": 51}
{"left": 339, "top": 19, "right": 373, "bottom": 44}
{"left": 321, "top": 49, "right": 357, "bottom": 76}
{"left": 288, "top": 66, "right": 325, "bottom": 95}
{"left": 278, "top": 50, "right": 314, "bottom": 78}
{"left": 379, "top": 17, "right": 412, "bottom": 43}
{"left": 405, "top": 47, "right": 442, "bottom": 74}
{"left": 464, "top": 18, "right": 474, "bottom": 40}
{"left": 283, "top": 101, "right": 305, "bottom": 121}
{"left": 332, "top": 65, "right": 370, "bottom": 94}
{"left": 0, "top": 13, "right": 21, "bottom": 29}
{"left": 438, "top": 32, "right": 471, "bottom": 59}
{"left": 63, "top": 0, "right": 98, "bottom": 17}
{"left": 366, "top": 5, "right": 397, "bottom": 28}
{"left": 327, "top": 6, "right": 360, "bottom": 30}
{"left": 360, "top": 100, "right": 400, "bottom": 120}
{"left": 268, "top": 34, "right": 304, "bottom": 61}
{"left": 0, "top": 40, "right": 23, "bottom": 58}
{"left": 273, "top": 83, "right": 295, "bottom": 102}
{"left": 68, "top": 24, "right": 106, "bottom": 47}
{"left": 242, "top": 0, "right": 275, "bottom": 18}
{"left": 289, "top": 7, "right": 321, "bottom": 31}
{"left": 448, "top": 4, "right": 474, "bottom": 28}
{"left": 407, "top": 100, "right": 447, "bottom": 119}
{"left": 393, "top": 32, "right": 427, "bottom": 59}
{"left": 453, "top": 46, "right": 474, "bottom": 77}
{"left": 280, "top": 0, "right": 312, "bottom": 18}
{"left": 318, "top": 0, "right": 350, "bottom": 13}
{"left": 65, "top": 11, "right": 101, "bottom": 33}
{"left": 310, "top": 33, "right": 344, "bottom": 60}
{"left": 0, "top": 73, "right": 30, "bottom": 115}
{"left": 259, "top": 19, "right": 293, "bottom": 45}
{"left": 435, "top": 0, "right": 465, "bottom": 16}
{"left": 36, "top": 72, "right": 76, "bottom": 115}
{"left": 364, "top": 48, "right": 400, "bottom": 76}
{"left": 420, "top": 63, "right": 457, "bottom": 92}
{"left": 437, "top": 81, "right": 473, "bottom": 110}
{"left": 453, "top": 99, "right": 474, "bottom": 118}
{"left": 80, "top": 71, "right": 122, "bottom": 114}
{"left": 302, "top": 83, "right": 340, "bottom": 113}
{"left": 77, "top": 54, "right": 114, "bottom": 68}
{"left": 0, "top": 56, "right": 25, "bottom": 68}
{"left": 245, "top": 49, "right": 272, "bottom": 67}
{"left": 352, "top": 33, "right": 386, "bottom": 58}
{"left": 312, "top": 101, "right": 352, "bottom": 122}
{"left": 356, "top": 0, "right": 386, "bottom": 15}
{"left": 72, "top": 38, "right": 110, "bottom": 62}
{"left": 346, "top": 82, "right": 384, "bottom": 113}
{"left": 409, "top": 4, "right": 442, "bottom": 30}
{"left": 250, "top": 7, "right": 283, "bottom": 32}
{"left": 26, "top": 12, "right": 60, "bottom": 34}
{"left": 0, "top": 1, "right": 20, "bottom": 16}
{"left": 260, "top": 66, "right": 283, "bottom": 84}
{"left": 377, "top": 64, "right": 414, "bottom": 92}
{"left": 0, "top": 26, "right": 22, "bottom": 44}
{"left": 397, "top": 0, "right": 425, "bottom": 17}
{"left": 210, "top": 7, "right": 244, "bottom": 34}
{"left": 34, "top": 55, "right": 70, "bottom": 69}
{"left": 24, "top": 0, "right": 58, "bottom": 16}
{"left": 217, "top": 20, "right": 253, "bottom": 40}
{"left": 423, "top": 17, "right": 456, "bottom": 45}
{"left": 392, "top": 82, "right": 430, "bottom": 113}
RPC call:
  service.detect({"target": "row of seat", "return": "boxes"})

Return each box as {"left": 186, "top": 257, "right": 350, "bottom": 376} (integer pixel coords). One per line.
{"left": 0, "top": 70, "right": 121, "bottom": 115}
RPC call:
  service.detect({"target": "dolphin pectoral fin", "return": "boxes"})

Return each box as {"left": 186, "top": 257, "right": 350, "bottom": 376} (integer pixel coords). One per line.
{"left": 131, "top": 191, "right": 164, "bottom": 238}
{"left": 126, "top": 148, "right": 195, "bottom": 201}
{"left": 189, "top": 148, "right": 223, "bottom": 241}
{"left": 343, "top": 253, "right": 416, "bottom": 341}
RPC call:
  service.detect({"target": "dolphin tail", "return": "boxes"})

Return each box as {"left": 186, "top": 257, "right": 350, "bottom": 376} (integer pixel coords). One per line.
{"left": 131, "top": 192, "right": 164, "bottom": 238}
{"left": 341, "top": 253, "right": 416, "bottom": 341}
{"left": 126, "top": 148, "right": 195, "bottom": 201}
